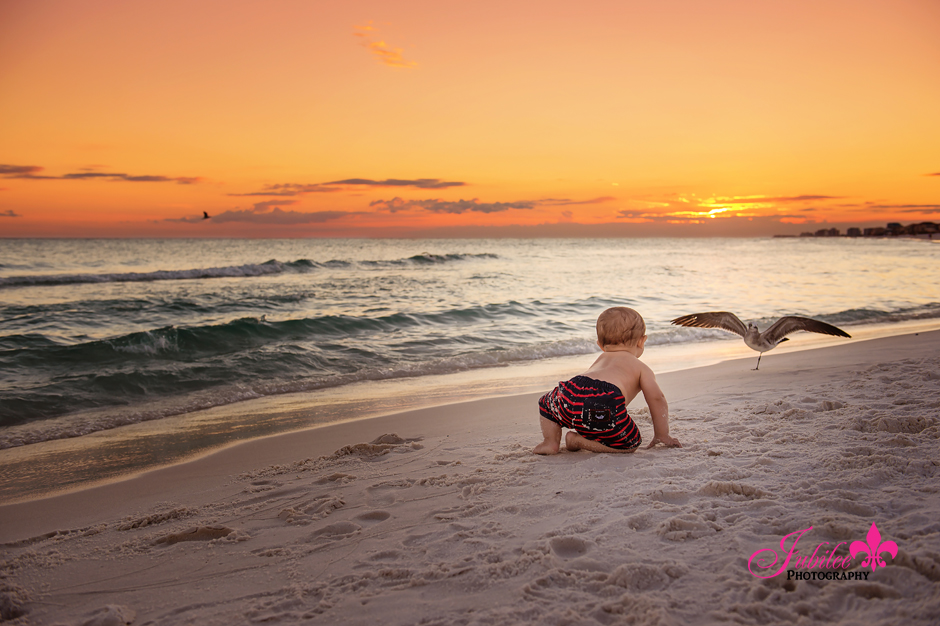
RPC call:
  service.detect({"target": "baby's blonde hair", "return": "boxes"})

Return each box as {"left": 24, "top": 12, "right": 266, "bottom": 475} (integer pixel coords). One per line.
{"left": 596, "top": 307, "right": 646, "bottom": 347}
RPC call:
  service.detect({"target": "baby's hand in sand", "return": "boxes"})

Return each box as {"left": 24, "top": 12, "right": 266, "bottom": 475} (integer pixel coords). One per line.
{"left": 647, "top": 435, "right": 682, "bottom": 449}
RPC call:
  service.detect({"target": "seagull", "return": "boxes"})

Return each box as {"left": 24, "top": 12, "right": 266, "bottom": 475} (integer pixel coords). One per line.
{"left": 671, "top": 312, "right": 851, "bottom": 370}
{"left": 203, "top": 211, "right": 211, "bottom": 220}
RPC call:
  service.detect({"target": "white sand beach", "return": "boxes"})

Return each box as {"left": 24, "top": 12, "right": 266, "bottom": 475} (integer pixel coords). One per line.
{"left": 2, "top": 331, "right": 939, "bottom": 625}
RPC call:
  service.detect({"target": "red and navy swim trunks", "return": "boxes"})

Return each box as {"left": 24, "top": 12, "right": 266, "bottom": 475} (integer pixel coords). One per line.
{"left": 538, "top": 376, "right": 641, "bottom": 450}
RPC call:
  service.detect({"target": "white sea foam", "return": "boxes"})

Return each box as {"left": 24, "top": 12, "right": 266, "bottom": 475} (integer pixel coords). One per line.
{"left": 0, "top": 261, "right": 291, "bottom": 287}
{"left": 0, "top": 338, "right": 599, "bottom": 449}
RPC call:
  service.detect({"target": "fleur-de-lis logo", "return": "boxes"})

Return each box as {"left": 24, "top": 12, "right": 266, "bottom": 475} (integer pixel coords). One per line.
{"left": 850, "top": 523, "right": 898, "bottom": 571}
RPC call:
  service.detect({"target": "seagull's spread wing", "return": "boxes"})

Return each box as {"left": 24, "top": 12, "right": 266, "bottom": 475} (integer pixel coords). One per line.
{"left": 762, "top": 316, "right": 851, "bottom": 344}
{"left": 671, "top": 312, "right": 747, "bottom": 337}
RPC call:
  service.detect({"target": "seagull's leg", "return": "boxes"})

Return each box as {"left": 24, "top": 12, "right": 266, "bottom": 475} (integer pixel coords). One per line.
{"left": 754, "top": 354, "right": 762, "bottom": 371}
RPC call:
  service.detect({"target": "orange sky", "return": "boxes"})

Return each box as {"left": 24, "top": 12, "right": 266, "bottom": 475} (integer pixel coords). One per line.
{"left": 1, "top": 0, "right": 938, "bottom": 237}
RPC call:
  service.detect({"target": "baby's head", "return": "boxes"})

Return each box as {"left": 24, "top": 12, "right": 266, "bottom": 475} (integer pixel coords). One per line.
{"left": 596, "top": 307, "right": 646, "bottom": 350}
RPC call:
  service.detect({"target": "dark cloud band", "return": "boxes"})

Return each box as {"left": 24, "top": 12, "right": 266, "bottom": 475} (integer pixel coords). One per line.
{"left": 168, "top": 199, "right": 358, "bottom": 225}
{"left": 325, "top": 178, "right": 465, "bottom": 189}
{"left": 537, "top": 196, "right": 616, "bottom": 206}
{"left": 714, "top": 195, "right": 841, "bottom": 204}
{"left": 371, "top": 197, "right": 535, "bottom": 214}
{"left": 1, "top": 163, "right": 201, "bottom": 184}
{"left": 211, "top": 208, "right": 354, "bottom": 224}
{"left": 234, "top": 178, "right": 467, "bottom": 197}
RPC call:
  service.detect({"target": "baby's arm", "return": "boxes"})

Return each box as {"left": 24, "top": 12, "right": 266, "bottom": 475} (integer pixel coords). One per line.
{"left": 639, "top": 365, "right": 681, "bottom": 448}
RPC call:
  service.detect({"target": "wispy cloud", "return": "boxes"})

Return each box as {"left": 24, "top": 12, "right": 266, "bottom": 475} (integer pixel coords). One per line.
{"left": 371, "top": 197, "right": 535, "bottom": 214}
{"left": 0, "top": 164, "right": 55, "bottom": 179}
{"left": 616, "top": 209, "right": 805, "bottom": 223}
{"left": 168, "top": 199, "right": 359, "bottom": 225}
{"left": 926, "top": 172, "right": 940, "bottom": 177}
{"left": 61, "top": 172, "right": 202, "bottom": 184}
{"left": 231, "top": 178, "right": 466, "bottom": 197}
{"left": 0, "top": 209, "right": 21, "bottom": 217}
{"left": 369, "top": 195, "right": 612, "bottom": 215}
{"left": 212, "top": 208, "right": 355, "bottom": 225}
{"left": 613, "top": 192, "right": 940, "bottom": 225}
{"left": 327, "top": 178, "right": 464, "bottom": 189}
{"left": 1, "top": 163, "right": 202, "bottom": 184}
{"left": 610, "top": 192, "right": 843, "bottom": 224}
{"left": 354, "top": 22, "right": 417, "bottom": 68}
{"left": 610, "top": 192, "right": 856, "bottom": 224}
{"left": 870, "top": 203, "right": 940, "bottom": 209}
{"left": 251, "top": 199, "right": 298, "bottom": 212}
{"left": 869, "top": 204, "right": 940, "bottom": 214}
{"left": 229, "top": 184, "right": 340, "bottom": 197}
{"left": 712, "top": 195, "right": 842, "bottom": 204}
{"left": 537, "top": 196, "right": 616, "bottom": 206}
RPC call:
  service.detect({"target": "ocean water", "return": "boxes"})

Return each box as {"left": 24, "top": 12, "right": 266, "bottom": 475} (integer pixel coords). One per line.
{"left": 1, "top": 237, "right": 939, "bottom": 499}
{"left": 3, "top": 237, "right": 940, "bottom": 443}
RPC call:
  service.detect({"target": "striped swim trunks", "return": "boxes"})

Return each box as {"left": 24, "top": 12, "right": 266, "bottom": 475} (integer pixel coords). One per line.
{"left": 538, "top": 375, "right": 641, "bottom": 450}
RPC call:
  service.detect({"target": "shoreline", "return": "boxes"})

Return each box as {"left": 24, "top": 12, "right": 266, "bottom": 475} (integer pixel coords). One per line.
{"left": 3, "top": 327, "right": 938, "bottom": 528}
{"left": 2, "top": 317, "right": 939, "bottom": 505}
{"left": 2, "top": 329, "right": 938, "bottom": 624}
{"left": 0, "top": 316, "right": 935, "bottom": 506}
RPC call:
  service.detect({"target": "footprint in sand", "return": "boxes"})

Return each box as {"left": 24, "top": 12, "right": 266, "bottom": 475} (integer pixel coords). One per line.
{"left": 315, "top": 472, "right": 356, "bottom": 485}
{"left": 79, "top": 604, "right": 136, "bottom": 626}
{"left": 366, "top": 480, "right": 413, "bottom": 506}
{"left": 549, "top": 536, "right": 591, "bottom": 559}
{"left": 155, "top": 526, "right": 234, "bottom": 545}
{"left": 355, "top": 510, "right": 391, "bottom": 524}
{"left": 657, "top": 514, "right": 721, "bottom": 541}
{"left": 310, "top": 521, "right": 361, "bottom": 540}
{"left": 366, "top": 549, "right": 402, "bottom": 562}
{"left": 277, "top": 508, "right": 310, "bottom": 525}
{"left": 306, "top": 496, "right": 345, "bottom": 517}
{"left": 431, "top": 504, "right": 489, "bottom": 521}
{"left": 816, "top": 400, "right": 845, "bottom": 412}
{"left": 246, "top": 479, "right": 280, "bottom": 493}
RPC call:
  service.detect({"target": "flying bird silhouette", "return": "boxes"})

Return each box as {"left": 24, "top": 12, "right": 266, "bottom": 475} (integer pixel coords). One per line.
{"left": 203, "top": 211, "right": 210, "bottom": 220}
{"left": 671, "top": 312, "right": 851, "bottom": 370}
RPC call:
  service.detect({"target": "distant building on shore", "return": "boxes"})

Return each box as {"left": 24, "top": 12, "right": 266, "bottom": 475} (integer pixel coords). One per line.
{"left": 910, "top": 222, "right": 939, "bottom": 235}
{"left": 792, "top": 222, "right": 937, "bottom": 239}
{"left": 881, "top": 222, "right": 939, "bottom": 237}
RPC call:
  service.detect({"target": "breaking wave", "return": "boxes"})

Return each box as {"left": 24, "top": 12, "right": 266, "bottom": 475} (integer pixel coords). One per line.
{"left": 0, "top": 253, "right": 501, "bottom": 288}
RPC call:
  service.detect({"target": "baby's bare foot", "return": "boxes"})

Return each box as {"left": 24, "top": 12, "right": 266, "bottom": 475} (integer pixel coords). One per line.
{"left": 533, "top": 440, "right": 560, "bottom": 455}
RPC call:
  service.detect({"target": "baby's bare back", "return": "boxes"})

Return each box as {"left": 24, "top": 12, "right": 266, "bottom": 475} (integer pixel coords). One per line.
{"left": 581, "top": 351, "right": 648, "bottom": 403}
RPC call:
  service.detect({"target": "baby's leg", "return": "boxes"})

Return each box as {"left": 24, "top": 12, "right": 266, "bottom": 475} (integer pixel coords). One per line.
{"left": 566, "top": 431, "right": 637, "bottom": 454}
{"left": 533, "top": 416, "right": 562, "bottom": 455}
